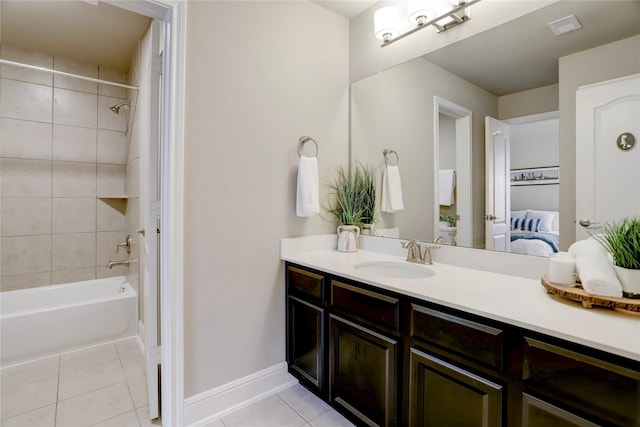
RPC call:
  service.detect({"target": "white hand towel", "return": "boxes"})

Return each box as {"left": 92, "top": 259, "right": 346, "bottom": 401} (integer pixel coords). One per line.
{"left": 381, "top": 165, "right": 404, "bottom": 213}
{"left": 568, "top": 239, "right": 623, "bottom": 297}
{"left": 296, "top": 156, "right": 319, "bottom": 217}
{"left": 439, "top": 169, "right": 455, "bottom": 206}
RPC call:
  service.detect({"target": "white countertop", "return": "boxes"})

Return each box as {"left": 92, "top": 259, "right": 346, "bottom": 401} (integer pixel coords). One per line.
{"left": 281, "top": 235, "right": 640, "bottom": 363}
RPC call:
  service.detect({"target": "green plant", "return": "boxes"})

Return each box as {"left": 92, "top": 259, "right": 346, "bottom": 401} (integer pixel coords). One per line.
{"left": 326, "top": 163, "right": 376, "bottom": 226}
{"left": 439, "top": 213, "right": 456, "bottom": 227}
{"left": 593, "top": 217, "right": 640, "bottom": 270}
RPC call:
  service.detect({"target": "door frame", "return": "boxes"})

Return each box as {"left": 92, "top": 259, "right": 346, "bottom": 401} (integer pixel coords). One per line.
{"left": 105, "top": 1, "right": 186, "bottom": 425}
{"left": 433, "top": 96, "right": 472, "bottom": 246}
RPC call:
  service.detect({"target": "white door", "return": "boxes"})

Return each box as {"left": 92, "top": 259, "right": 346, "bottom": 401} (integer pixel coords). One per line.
{"left": 485, "top": 117, "right": 511, "bottom": 251}
{"left": 139, "top": 20, "right": 163, "bottom": 420}
{"left": 576, "top": 74, "right": 640, "bottom": 241}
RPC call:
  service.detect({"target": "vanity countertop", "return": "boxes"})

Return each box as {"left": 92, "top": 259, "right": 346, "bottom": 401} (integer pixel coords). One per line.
{"left": 281, "top": 235, "right": 640, "bottom": 363}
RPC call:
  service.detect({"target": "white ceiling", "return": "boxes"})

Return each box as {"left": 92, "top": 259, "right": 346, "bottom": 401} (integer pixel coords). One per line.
{"left": 311, "top": 0, "right": 377, "bottom": 19}
{"left": 422, "top": 1, "right": 640, "bottom": 95}
{"left": 0, "top": 1, "right": 152, "bottom": 71}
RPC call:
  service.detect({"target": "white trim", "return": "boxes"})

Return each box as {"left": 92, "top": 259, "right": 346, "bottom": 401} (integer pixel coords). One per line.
{"left": 159, "top": 1, "right": 187, "bottom": 425}
{"left": 184, "top": 362, "right": 298, "bottom": 427}
{"left": 108, "top": 1, "right": 186, "bottom": 425}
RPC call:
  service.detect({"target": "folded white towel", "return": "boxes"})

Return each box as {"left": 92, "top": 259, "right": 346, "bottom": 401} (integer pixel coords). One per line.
{"left": 296, "top": 156, "right": 319, "bottom": 217}
{"left": 381, "top": 165, "right": 404, "bottom": 213}
{"left": 568, "top": 239, "right": 622, "bottom": 297}
{"left": 439, "top": 169, "right": 455, "bottom": 206}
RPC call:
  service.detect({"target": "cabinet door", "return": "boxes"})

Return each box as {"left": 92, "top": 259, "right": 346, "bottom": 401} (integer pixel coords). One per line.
{"left": 409, "top": 348, "right": 503, "bottom": 427}
{"left": 522, "top": 394, "right": 600, "bottom": 427}
{"left": 330, "top": 315, "right": 398, "bottom": 427}
{"left": 287, "top": 296, "right": 326, "bottom": 395}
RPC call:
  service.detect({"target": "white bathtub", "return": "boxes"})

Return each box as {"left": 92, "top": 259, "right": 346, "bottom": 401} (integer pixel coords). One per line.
{"left": 1, "top": 276, "right": 137, "bottom": 366}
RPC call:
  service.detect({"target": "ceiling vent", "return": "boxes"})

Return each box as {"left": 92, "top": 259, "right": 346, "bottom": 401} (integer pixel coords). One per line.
{"left": 547, "top": 15, "right": 582, "bottom": 36}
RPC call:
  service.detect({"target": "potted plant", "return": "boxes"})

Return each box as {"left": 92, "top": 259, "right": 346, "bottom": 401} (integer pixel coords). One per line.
{"left": 593, "top": 216, "right": 640, "bottom": 298}
{"left": 439, "top": 213, "right": 456, "bottom": 228}
{"left": 327, "top": 163, "right": 376, "bottom": 252}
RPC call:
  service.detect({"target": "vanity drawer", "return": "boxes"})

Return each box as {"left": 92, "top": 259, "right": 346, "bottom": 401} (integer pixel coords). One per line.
{"left": 331, "top": 281, "right": 400, "bottom": 331}
{"left": 411, "top": 304, "right": 504, "bottom": 370}
{"left": 523, "top": 338, "right": 640, "bottom": 427}
{"left": 287, "top": 265, "right": 326, "bottom": 303}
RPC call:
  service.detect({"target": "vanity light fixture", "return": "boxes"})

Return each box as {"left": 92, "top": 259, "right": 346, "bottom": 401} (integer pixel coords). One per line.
{"left": 375, "top": 0, "right": 482, "bottom": 47}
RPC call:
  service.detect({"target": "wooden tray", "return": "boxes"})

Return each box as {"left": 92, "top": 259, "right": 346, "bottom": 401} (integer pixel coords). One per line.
{"left": 541, "top": 275, "right": 640, "bottom": 316}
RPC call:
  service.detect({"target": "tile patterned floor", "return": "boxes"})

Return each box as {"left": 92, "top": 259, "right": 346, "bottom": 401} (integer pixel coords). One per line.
{"left": 2, "top": 341, "right": 352, "bottom": 427}
{"left": 202, "top": 383, "right": 355, "bottom": 427}
{"left": 1, "top": 338, "right": 157, "bottom": 427}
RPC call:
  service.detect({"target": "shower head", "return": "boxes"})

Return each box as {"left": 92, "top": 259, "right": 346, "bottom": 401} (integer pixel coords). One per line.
{"left": 110, "top": 101, "right": 131, "bottom": 114}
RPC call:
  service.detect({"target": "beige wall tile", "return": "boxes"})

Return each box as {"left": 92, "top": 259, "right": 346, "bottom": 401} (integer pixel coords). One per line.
{"left": 1, "top": 158, "right": 52, "bottom": 197}
{"left": 97, "top": 199, "right": 126, "bottom": 231}
{"left": 52, "top": 197, "right": 96, "bottom": 233}
{"left": 53, "top": 88, "right": 97, "bottom": 128}
{"left": 97, "top": 129, "right": 127, "bottom": 164}
{"left": 98, "top": 96, "right": 127, "bottom": 132}
{"left": 125, "top": 158, "right": 140, "bottom": 197}
{"left": 53, "top": 56, "right": 98, "bottom": 94}
{"left": 52, "top": 125, "right": 97, "bottom": 162}
{"left": 52, "top": 232, "right": 96, "bottom": 270}
{"left": 97, "top": 264, "right": 127, "bottom": 278}
{"left": 98, "top": 67, "right": 128, "bottom": 98}
{"left": 1, "top": 197, "right": 52, "bottom": 236}
{"left": 0, "top": 118, "right": 52, "bottom": 160}
{"left": 0, "top": 272, "right": 51, "bottom": 291}
{"left": 0, "top": 79, "right": 53, "bottom": 122}
{"left": 97, "top": 164, "right": 125, "bottom": 196}
{"left": 0, "top": 45, "right": 53, "bottom": 86}
{"left": 52, "top": 161, "right": 96, "bottom": 197}
{"left": 1, "top": 235, "right": 51, "bottom": 276}
{"left": 51, "top": 267, "right": 96, "bottom": 285}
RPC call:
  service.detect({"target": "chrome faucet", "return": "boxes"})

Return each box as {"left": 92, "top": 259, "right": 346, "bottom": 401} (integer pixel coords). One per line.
{"left": 116, "top": 235, "right": 132, "bottom": 254}
{"left": 106, "top": 259, "right": 130, "bottom": 269}
{"left": 402, "top": 240, "right": 440, "bottom": 265}
{"left": 401, "top": 240, "right": 421, "bottom": 263}
{"left": 433, "top": 236, "right": 447, "bottom": 245}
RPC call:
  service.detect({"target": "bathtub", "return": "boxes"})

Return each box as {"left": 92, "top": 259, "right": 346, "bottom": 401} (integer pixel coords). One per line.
{"left": 1, "top": 276, "right": 137, "bottom": 366}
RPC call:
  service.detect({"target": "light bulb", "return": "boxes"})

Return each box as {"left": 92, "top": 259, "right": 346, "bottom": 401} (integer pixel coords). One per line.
{"left": 374, "top": 7, "right": 400, "bottom": 42}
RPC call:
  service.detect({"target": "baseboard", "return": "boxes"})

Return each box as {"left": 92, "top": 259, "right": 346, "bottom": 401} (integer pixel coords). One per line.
{"left": 184, "top": 362, "right": 298, "bottom": 427}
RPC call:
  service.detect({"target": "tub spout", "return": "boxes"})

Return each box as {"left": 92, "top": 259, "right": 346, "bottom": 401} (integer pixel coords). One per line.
{"left": 106, "top": 259, "right": 130, "bottom": 269}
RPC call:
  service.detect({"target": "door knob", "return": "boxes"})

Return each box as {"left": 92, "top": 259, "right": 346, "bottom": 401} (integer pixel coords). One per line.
{"left": 484, "top": 214, "right": 497, "bottom": 221}
{"left": 578, "top": 218, "right": 601, "bottom": 228}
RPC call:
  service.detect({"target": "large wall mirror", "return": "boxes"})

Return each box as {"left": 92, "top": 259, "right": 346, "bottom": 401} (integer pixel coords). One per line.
{"left": 351, "top": 0, "right": 640, "bottom": 256}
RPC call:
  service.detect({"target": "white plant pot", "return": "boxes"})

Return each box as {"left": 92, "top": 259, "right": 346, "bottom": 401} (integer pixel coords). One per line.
{"left": 614, "top": 266, "right": 640, "bottom": 299}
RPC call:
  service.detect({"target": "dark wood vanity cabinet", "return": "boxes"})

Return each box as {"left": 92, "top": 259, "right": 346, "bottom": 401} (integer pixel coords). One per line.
{"left": 284, "top": 262, "right": 640, "bottom": 427}
{"left": 286, "top": 265, "right": 328, "bottom": 398}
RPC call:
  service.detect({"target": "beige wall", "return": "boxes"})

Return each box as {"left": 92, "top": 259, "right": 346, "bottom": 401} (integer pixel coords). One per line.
{"left": 0, "top": 46, "right": 130, "bottom": 291}
{"left": 350, "top": 57, "right": 497, "bottom": 248}
{"left": 498, "top": 84, "right": 559, "bottom": 119}
{"left": 183, "top": 1, "right": 349, "bottom": 397}
{"left": 558, "top": 35, "right": 640, "bottom": 250}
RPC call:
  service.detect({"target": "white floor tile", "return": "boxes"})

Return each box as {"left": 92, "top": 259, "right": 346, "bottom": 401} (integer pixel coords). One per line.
{"left": 58, "top": 359, "right": 125, "bottom": 401}
{"left": 56, "top": 382, "right": 135, "bottom": 427}
{"left": 221, "top": 394, "right": 308, "bottom": 427}
{"left": 135, "top": 406, "right": 162, "bottom": 427}
{"left": 0, "top": 356, "right": 59, "bottom": 391}
{"left": 91, "top": 410, "right": 140, "bottom": 427}
{"left": 0, "top": 377, "right": 58, "bottom": 420}
{"left": 200, "top": 418, "right": 226, "bottom": 427}
{"left": 308, "top": 409, "right": 356, "bottom": 427}
{"left": 127, "top": 375, "right": 149, "bottom": 408}
{"left": 278, "top": 384, "right": 331, "bottom": 421}
{"left": 118, "top": 347, "right": 146, "bottom": 379}
{"left": 59, "top": 343, "right": 119, "bottom": 374}
{"left": 0, "top": 403, "right": 56, "bottom": 427}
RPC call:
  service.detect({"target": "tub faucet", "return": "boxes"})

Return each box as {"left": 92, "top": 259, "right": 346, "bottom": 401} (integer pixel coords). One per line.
{"left": 116, "top": 235, "right": 132, "bottom": 254}
{"left": 106, "top": 259, "right": 130, "bottom": 269}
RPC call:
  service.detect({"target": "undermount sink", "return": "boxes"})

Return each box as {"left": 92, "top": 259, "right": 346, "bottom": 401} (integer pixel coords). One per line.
{"left": 353, "top": 261, "right": 435, "bottom": 279}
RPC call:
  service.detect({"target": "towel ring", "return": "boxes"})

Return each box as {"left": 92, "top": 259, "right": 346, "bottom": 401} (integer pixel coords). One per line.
{"left": 383, "top": 149, "right": 399, "bottom": 166}
{"left": 298, "top": 136, "right": 318, "bottom": 158}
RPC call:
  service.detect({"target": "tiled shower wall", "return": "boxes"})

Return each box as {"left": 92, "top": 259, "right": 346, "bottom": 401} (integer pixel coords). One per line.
{"left": 0, "top": 46, "right": 131, "bottom": 291}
